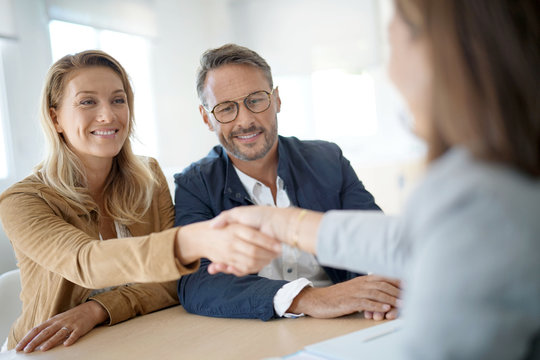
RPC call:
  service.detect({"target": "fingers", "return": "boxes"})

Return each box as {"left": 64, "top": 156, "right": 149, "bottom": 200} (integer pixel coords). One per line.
{"left": 208, "top": 224, "right": 281, "bottom": 276}
{"left": 364, "top": 307, "right": 399, "bottom": 321}
{"left": 210, "top": 206, "right": 260, "bottom": 230}
{"left": 231, "top": 224, "right": 281, "bottom": 254}
{"left": 385, "top": 307, "right": 399, "bottom": 320}
{"left": 17, "top": 325, "right": 71, "bottom": 353}
{"left": 210, "top": 213, "right": 229, "bottom": 229}
{"left": 15, "top": 325, "right": 44, "bottom": 351}
{"left": 356, "top": 299, "right": 392, "bottom": 313}
{"left": 15, "top": 301, "right": 105, "bottom": 353}
{"left": 351, "top": 276, "right": 402, "bottom": 308}
{"left": 37, "top": 327, "right": 73, "bottom": 351}
{"left": 364, "top": 274, "right": 402, "bottom": 289}
{"left": 370, "top": 281, "right": 401, "bottom": 300}
{"left": 358, "top": 287, "right": 401, "bottom": 308}
{"left": 63, "top": 329, "right": 82, "bottom": 347}
{"left": 363, "top": 311, "right": 373, "bottom": 319}
{"left": 207, "top": 262, "right": 227, "bottom": 274}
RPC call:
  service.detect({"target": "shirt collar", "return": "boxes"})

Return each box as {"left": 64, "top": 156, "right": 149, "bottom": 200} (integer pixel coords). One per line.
{"left": 233, "top": 166, "right": 284, "bottom": 203}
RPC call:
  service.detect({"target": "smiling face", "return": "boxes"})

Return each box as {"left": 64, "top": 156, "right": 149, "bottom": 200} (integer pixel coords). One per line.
{"left": 50, "top": 66, "right": 130, "bottom": 168}
{"left": 200, "top": 64, "right": 281, "bottom": 164}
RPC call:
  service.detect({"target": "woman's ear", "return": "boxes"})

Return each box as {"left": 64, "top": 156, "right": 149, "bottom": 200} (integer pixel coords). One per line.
{"left": 49, "top": 107, "right": 63, "bottom": 133}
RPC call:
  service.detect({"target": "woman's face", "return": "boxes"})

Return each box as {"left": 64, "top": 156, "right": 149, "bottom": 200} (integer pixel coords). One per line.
{"left": 51, "top": 66, "right": 130, "bottom": 168}
{"left": 388, "top": 7, "right": 432, "bottom": 139}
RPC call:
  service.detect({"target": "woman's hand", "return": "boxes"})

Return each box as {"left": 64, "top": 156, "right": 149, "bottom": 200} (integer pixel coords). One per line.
{"left": 15, "top": 300, "right": 108, "bottom": 353}
{"left": 175, "top": 219, "right": 282, "bottom": 277}
{"left": 211, "top": 206, "right": 288, "bottom": 240}
{"left": 208, "top": 206, "right": 323, "bottom": 275}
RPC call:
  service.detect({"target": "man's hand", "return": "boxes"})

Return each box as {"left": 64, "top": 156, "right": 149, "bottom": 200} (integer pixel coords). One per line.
{"left": 15, "top": 300, "right": 108, "bottom": 352}
{"left": 177, "top": 220, "right": 282, "bottom": 277}
{"left": 287, "top": 275, "right": 402, "bottom": 319}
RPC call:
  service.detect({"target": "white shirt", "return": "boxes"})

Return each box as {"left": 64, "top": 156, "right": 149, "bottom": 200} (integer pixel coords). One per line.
{"left": 234, "top": 167, "right": 332, "bottom": 317}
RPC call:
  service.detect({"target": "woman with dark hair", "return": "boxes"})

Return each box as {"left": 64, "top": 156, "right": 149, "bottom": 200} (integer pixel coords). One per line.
{"left": 0, "top": 50, "right": 280, "bottom": 352}
{"left": 213, "top": 1, "right": 540, "bottom": 358}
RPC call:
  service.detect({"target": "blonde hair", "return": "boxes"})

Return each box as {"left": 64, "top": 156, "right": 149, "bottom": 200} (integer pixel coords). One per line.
{"left": 396, "top": 0, "right": 540, "bottom": 177}
{"left": 35, "top": 50, "right": 157, "bottom": 223}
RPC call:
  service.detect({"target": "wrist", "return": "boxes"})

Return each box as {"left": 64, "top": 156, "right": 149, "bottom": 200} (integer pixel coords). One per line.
{"left": 175, "top": 225, "right": 203, "bottom": 265}
{"left": 287, "top": 286, "right": 317, "bottom": 315}
{"left": 87, "top": 300, "right": 109, "bottom": 325}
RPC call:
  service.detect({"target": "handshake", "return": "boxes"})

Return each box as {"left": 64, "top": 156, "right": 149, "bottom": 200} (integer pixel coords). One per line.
{"left": 190, "top": 206, "right": 319, "bottom": 277}
{"left": 180, "top": 205, "right": 401, "bottom": 321}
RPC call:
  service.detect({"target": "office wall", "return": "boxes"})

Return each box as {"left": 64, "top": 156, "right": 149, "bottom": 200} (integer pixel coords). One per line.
{"left": 0, "top": 0, "right": 52, "bottom": 274}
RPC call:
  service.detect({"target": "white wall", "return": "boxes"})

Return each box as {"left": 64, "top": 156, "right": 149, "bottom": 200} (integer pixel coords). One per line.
{"left": 0, "top": 0, "right": 52, "bottom": 274}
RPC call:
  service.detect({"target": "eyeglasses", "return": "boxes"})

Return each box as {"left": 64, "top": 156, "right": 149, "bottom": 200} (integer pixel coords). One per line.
{"left": 204, "top": 89, "right": 275, "bottom": 124}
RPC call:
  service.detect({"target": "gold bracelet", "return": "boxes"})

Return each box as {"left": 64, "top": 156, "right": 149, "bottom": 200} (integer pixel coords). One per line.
{"left": 290, "top": 209, "right": 307, "bottom": 248}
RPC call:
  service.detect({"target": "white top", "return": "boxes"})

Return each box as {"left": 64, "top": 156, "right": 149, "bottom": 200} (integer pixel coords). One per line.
{"left": 317, "top": 148, "right": 540, "bottom": 359}
{"left": 234, "top": 167, "right": 331, "bottom": 317}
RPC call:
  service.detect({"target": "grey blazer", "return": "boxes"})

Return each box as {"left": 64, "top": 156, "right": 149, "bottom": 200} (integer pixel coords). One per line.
{"left": 317, "top": 147, "right": 540, "bottom": 359}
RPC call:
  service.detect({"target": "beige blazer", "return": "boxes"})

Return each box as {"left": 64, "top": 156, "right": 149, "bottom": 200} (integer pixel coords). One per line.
{"left": 0, "top": 158, "right": 198, "bottom": 349}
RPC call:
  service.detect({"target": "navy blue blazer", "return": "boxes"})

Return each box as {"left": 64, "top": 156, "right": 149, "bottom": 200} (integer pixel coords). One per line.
{"left": 174, "top": 136, "right": 381, "bottom": 320}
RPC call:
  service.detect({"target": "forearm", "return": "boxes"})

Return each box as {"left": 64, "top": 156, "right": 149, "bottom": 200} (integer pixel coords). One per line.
{"left": 317, "top": 211, "right": 406, "bottom": 277}
{"left": 179, "top": 260, "right": 287, "bottom": 320}
{"left": 90, "top": 281, "right": 179, "bottom": 325}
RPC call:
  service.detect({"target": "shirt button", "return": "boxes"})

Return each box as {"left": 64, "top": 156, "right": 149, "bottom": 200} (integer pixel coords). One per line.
{"left": 287, "top": 268, "right": 292, "bottom": 273}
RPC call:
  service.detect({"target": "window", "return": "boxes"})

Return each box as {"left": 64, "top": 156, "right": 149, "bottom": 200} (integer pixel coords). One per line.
{"left": 48, "top": 20, "right": 157, "bottom": 157}
{"left": 0, "top": 45, "right": 10, "bottom": 179}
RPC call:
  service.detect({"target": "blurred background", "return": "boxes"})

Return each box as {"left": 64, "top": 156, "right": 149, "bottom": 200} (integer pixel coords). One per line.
{"left": 0, "top": 0, "right": 426, "bottom": 273}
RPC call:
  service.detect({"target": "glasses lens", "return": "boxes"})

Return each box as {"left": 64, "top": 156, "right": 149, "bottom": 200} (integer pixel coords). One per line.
{"left": 245, "top": 91, "right": 270, "bottom": 113}
{"left": 213, "top": 101, "right": 237, "bottom": 123}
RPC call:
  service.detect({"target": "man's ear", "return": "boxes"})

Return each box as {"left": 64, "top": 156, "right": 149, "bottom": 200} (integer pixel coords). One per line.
{"left": 49, "top": 107, "right": 63, "bottom": 133}
{"left": 200, "top": 105, "right": 215, "bottom": 131}
{"left": 274, "top": 87, "right": 281, "bottom": 114}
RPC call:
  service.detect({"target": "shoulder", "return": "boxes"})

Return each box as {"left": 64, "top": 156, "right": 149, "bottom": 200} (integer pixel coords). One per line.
{"left": 173, "top": 145, "right": 226, "bottom": 184}
{"left": 409, "top": 148, "right": 540, "bottom": 227}
{"left": 0, "top": 174, "right": 55, "bottom": 203}
{"left": 0, "top": 174, "right": 75, "bottom": 219}
{"left": 279, "top": 136, "right": 344, "bottom": 165}
{"left": 407, "top": 147, "right": 540, "bottom": 278}
{"left": 280, "top": 136, "right": 342, "bottom": 154}
{"left": 136, "top": 156, "right": 162, "bottom": 177}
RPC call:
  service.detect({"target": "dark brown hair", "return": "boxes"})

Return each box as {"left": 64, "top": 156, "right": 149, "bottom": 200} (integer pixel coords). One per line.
{"left": 396, "top": 0, "right": 540, "bottom": 177}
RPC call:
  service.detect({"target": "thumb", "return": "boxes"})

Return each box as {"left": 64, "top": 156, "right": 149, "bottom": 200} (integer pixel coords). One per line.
{"left": 210, "top": 213, "right": 229, "bottom": 229}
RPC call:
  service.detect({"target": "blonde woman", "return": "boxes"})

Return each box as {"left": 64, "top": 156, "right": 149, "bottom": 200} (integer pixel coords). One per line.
{"left": 214, "top": 0, "right": 540, "bottom": 358}
{"left": 0, "top": 50, "right": 280, "bottom": 352}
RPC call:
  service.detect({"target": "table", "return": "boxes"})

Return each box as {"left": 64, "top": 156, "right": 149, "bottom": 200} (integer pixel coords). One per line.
{"left": 1, "top": 306, "right": 381, "bottom": 359}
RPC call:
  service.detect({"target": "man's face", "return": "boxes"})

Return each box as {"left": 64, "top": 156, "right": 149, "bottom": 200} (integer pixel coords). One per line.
{"left": 200, "top": 64, "right": 281, "bottom": 162}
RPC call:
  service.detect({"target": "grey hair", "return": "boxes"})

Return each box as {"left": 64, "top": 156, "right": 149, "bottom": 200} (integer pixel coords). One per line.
{"left": 196, "top": 43, "right": 273, "bottom": 106}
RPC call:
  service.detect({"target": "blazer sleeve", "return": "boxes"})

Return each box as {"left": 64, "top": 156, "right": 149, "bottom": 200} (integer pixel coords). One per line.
{"left": 174, "top": 173, "right": 287, "bottom": 321}
{"left": 338, "top": 151, "right": 381, "bottom": 211}
{"left": 317, "top": 149, "right": 382, "bottom": 281}
{"left": 90, "top": 159, "right": 182, "bottom": 325}
{"left": 0, "top": 193, "right": 194, "bottom": 288}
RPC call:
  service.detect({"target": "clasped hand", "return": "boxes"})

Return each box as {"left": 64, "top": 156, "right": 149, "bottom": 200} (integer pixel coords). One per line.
{"left": 207, "top": 206, "right": 294, "bottom": 275}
